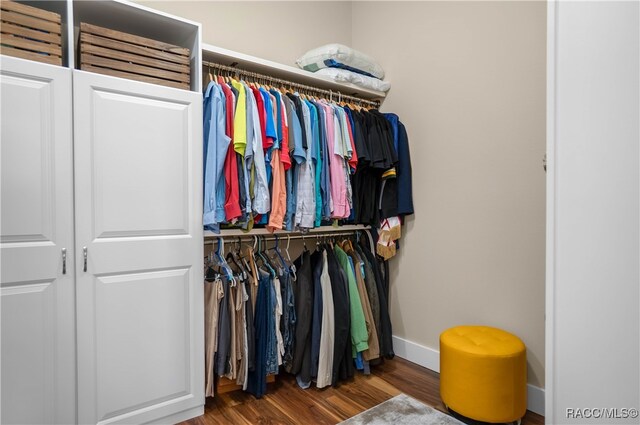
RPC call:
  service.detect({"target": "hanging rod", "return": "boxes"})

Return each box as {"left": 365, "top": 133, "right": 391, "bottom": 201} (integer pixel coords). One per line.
{"left": 202, "top": 60, "right": 381, "bottom": 108}
{"left": 204, "top": 230, "right": 369, "bottom": 245}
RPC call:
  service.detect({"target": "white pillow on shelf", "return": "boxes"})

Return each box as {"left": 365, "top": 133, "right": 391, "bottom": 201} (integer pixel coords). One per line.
{"left": 296, "top": 43, "right": 385, "bottom": 80}
{"left": 315, "top": 68, "right": 391, "bottom": 93}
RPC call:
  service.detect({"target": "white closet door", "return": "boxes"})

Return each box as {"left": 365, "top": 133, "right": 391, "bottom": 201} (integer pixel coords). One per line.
{"left": 0, "top": 56, "right": 76, "bottom": 425}
{"left": 73, "top": 70, "right": 204, "bottom": 425}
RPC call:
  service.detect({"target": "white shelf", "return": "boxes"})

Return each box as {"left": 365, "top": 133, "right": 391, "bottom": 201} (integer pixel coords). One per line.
{"left": 202, "top": 43, "right": 386, "bottom": 102}
{"left": 204, "top": 225, "right": 370, "bottom": 238}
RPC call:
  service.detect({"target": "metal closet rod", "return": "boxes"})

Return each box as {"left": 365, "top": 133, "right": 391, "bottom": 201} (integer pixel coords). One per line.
{"left": 202, "top": 60, "right": 381, "bottom": 108}
{"left": 204, "top": 231, "right": 368, "bottom": 245}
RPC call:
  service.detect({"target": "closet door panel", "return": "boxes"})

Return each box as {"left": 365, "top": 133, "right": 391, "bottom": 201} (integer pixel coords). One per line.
{"left": 0, "top": 56, "right": 76, "bottom": 425}
{"left": 73, "top": 70, "right": 204, "bottom": 425}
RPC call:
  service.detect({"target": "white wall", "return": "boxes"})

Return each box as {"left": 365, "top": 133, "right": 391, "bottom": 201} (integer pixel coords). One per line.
{"left": 137, "top": 1, "right": 352, "bottom": 66}
{"left": 351, "top": 1, "right": 547, "bottom": 391}
{"left": 547, "top": 1, "right": 640, "bottom": 423}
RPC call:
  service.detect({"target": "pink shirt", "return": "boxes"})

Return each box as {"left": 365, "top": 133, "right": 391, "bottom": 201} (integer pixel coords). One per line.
{"left": 321, "top": 103, "right": 349, "bottom": 218}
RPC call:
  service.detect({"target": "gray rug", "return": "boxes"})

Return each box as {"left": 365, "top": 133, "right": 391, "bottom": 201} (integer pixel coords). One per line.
{"left": 339, "top": 394, "right": 464, "bottom": 425}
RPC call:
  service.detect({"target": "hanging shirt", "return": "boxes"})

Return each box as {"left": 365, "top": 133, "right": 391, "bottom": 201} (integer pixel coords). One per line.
{"left": 333, "top": 245, "right": 368, "bottom": 355}
{"left": 283, "top": 96, "right": 302, "bottom": 231}
{"left": 384, "top": 114, "right": 414, "bottom": 217}
{"left": 310, "top": 101, "right": 325, "bottom": 226}
{"left": 287, "top": 93, "right": 307, "bottom": 150}
{"left": 203, "top": 82, "right": 231, "bottom": 231}
{"left": 295, "top": 98, "right": 316, "bottom": 229}
{"left": 267, "top": 148, "right": 286, "bottom": 231}
{"left": 231, "top": 79, "right": 247, "bottom": 156}
{"left": 227, "top": 85, "right": 247, "bottom": 221}
{"left": 218, "top": 79, "right": 242, "bottom": 221}
{"left": 245, "top": 84, "right": 270, "bottom": 215}
{"left": 279, "top": 96, "right": 292, "bottom": 170}
{"left": 323, "top": 103, "right": 349, "bottom": 218}
{"left": 344, "top": 112, "right": 358, "bottom": 172}
{"left": 251, "top": 86, "right": 268, "bottom": 150}
{"left": 313, "top": 103, "right": 331, "bottom": 220}
{"left": 260, "top": 88, "right": 277, "bottom": 146}
{"left": 305, "top": 100, "right": 322, "bottom": 228}
{"left": 269, "top": 93, "right": 278, "bottom": 143}
{"left": 269, "top": 89, "right": 283, "bottom": 148}
{"left": 239, "top": 82, "right": 253, "bottom": 215}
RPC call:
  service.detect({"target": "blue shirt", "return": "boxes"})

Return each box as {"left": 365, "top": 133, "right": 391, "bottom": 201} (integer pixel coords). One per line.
{"left": 383, "top": 112, "right": 399, "bottom": 153}
{"left": 203, "top": 82, "right": 231, "bottom": 231}
{"left": 306, "top": 101, "right": 324, "bottom": 227}
{"left": 289, "top": 97, "right": 305, "bottom": 165}
{"left": 260, "top": 88, "right": 277, "bottom": 143}
{"left": 269, "top": 89, "right": 283, "bottom": 148}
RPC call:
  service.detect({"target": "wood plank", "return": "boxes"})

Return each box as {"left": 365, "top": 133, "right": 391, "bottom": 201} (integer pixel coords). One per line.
{"left": 81, "top": 54, "right": 190, "bottom": 84}
{"left": 81, "top": 43, "right": 189, "bottom": 74}
{"left": 1, "top": 33, "right": 61, "bottom": 55}
{"left": 264, "top": 385, "right": 341, "bottom": 424}
{"left": 325, "top": 393, "right": 368, "bottom": 418}
{"left": 365, "top": 374, "right": 402, "bottom": 397}
{"left": 80, "top": 22, "right": 189, "bottom": 57}
{"left": 0, "top": 0, "right": 61, "bottom": 23}
{"left": 0, "top": 21, "right": 61, "bottom": 44}
{"left": 0, "top": 45, "right": 60, "bottom": 65}
{"left": 80, "top": 64, "right": 188, "bottom": 90}
{"left": 0, "top": 10, "right": 60, "bottom": 34}
{"left": 81, "top": 32, "right": 190, "bottom": 66}
{"left": 230, "top": 396, "right": 296, "bottom": 425}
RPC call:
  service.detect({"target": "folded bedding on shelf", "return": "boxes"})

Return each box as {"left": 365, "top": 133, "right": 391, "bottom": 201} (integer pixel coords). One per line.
{"left": 296, "top": 43, "right": 385, "bottom": 80}
{"left": 316, "top": 68, "right": 391, "bottom": 92}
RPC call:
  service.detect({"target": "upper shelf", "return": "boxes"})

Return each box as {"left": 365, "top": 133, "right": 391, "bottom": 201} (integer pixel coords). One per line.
{"left": 202, "top": 43, "right": 386, "bottom": 102}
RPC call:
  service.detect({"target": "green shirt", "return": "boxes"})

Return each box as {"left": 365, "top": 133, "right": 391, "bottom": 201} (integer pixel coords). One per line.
{"left": 334, "top": 245, "right": 369, "bottom": 355}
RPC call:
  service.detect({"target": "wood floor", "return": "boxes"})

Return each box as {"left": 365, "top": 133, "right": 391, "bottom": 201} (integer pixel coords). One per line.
{"left": 180, "top": 357, "right": 544, "bottom": 425}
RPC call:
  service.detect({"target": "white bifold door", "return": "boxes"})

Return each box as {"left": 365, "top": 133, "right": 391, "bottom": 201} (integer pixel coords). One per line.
{"left": 72, "top": 70, "right": 204, "bottom": 425}
{"left": 0, "top": 56, "right": 76, "bottom": 424}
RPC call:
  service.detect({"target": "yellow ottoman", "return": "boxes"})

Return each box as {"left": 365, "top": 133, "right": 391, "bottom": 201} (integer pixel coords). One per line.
{"left": 440, "top": 326, "right": 527, "bottom": 423}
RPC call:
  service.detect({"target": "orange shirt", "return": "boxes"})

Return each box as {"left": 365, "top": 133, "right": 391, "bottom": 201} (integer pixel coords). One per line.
{"left": 267, "top": 148, "right": 286, "bottom": 232}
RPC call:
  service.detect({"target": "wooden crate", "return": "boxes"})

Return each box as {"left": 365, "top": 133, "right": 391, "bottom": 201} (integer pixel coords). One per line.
{"left": 79, "top": 23, "right": 190, "bottom": 90}
{"left": 0, "top": 0, "right": 62, "bottom": 65}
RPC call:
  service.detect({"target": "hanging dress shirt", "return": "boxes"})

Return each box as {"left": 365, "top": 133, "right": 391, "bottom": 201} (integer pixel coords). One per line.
{"left": 203, "top": 82, "right": 231, "bottom": 231}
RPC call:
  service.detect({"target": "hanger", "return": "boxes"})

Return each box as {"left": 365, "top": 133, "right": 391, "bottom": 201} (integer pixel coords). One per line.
{"left": 284, "top": 234, "right": 297, "bottom": 280}
{"left": 226, "top": 238, "right": 247, "bottom": 280}
{"left": 204, "top": 63, "right": 213, "bottom": 87}
{"left": 257, "top": 236, "right": 276, "bottom": 277}
{"left": 236, "top": 237, "right": 253, "bottom": 276}
{"left": 269, "top": 234, "right": 287, "bottom": 269}
{"left": 216, "top": 237, "right": 237, "bottom": 286}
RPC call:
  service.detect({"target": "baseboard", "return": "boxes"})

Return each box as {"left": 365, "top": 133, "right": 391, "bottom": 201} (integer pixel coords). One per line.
{"left": 525, "top": 383, "right": 545, "bottom": 417}
{"left": 391, "top": 335, "right": 545, "bottom": 416}
{"left": 149, "top": 405, "right": 204, "bottom": 425}
{"left": 392, "top": 335, "right": 441, "bottom": 372}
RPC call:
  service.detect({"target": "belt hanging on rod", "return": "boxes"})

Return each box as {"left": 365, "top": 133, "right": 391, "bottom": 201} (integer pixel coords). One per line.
{"left": 202, "top": 60, "right": 381, "bottom": 108}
